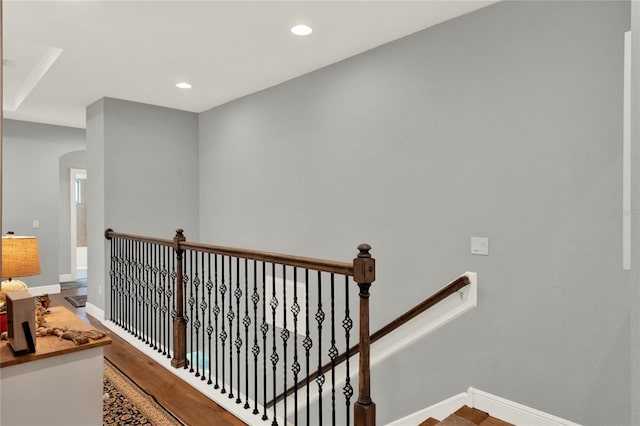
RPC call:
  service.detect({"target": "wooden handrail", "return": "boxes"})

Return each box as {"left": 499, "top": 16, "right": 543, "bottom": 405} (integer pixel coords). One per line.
{"left": 182, "top": 241, "right": 354, "bottom": 275}
{"left": 105, "top": 228, "right": 354, "bottom": 275}
{"left": 105, "top": 229, "right": 174, "bottom": 247}
{"left": 268, "top": 274, "right": 471, "bottom": 407}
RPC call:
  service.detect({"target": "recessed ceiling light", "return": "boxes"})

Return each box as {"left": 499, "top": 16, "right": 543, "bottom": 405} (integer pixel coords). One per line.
{"left": 291, "top": 24, "right": 312, "bottom": 36}
{"left": 176, "top": 82, "right": 192, "bottom": 89}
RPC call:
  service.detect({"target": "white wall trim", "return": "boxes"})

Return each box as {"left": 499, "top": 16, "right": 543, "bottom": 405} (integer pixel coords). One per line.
{"left": 467, "top": 387, "right": 582, "bottom": 426}
{"left": 386, "top": 387, "right": 582, "bottom": 426}
{"left": 28, "top": 284, "right": 61, "bottom": 296}
{"left": 59, "top": 273, "right": 74, "bottom": 283}
{"left": 85, "top": 302, "right": 104, "bottom": 322}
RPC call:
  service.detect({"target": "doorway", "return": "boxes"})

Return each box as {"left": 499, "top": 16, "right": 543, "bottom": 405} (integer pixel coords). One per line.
{"left": 70, "top": 168, "right": 87, "bottom": 282}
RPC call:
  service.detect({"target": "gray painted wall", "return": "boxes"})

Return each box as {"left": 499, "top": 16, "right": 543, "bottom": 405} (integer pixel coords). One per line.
{"left": 198, "top": 2, "right": 632, "bottom": 424}
{"left": 86, "top": 98, "right": 199, "bottom": 310}
{"left": 2, "top": 119, "right": 85, "bottom": 287}
{"left": 58, "top": 149, "right": 87, "bottom": 276}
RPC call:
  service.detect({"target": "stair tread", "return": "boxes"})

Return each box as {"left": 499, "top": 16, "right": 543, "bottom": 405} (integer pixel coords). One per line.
{"left": 453, "top": 405, "right": 490, "bottom": 424}
{"left": 419, "top": 418, "right": 440, "bottom": 426}
{"left": 438, "top": 414, "right": 477, "bottom": 426}
{"left": 478, "top": 416, "right": 515, "bottom": 426}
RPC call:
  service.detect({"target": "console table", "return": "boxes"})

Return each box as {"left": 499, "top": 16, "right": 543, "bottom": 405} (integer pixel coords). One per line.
{"left": 0, "top": 306, "right": 111, "bottom": 426}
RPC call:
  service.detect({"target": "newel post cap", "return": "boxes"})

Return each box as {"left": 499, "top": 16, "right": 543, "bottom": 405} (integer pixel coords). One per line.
{"left": 353, "top": 243, "right": 375, "bottom": 284}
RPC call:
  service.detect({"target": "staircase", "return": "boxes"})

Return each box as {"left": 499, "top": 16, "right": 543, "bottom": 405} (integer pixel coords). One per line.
{"left": 420, "top": 405, "right": 513, "bottom": 426}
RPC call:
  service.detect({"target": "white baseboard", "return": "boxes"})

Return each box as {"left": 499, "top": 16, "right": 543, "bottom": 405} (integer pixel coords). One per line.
{"left": 85, "top": 302, "right": 104, "bottom": 322}
{"left": 59, "top": 273, "right": 74, "bottom": 283}
{"left": 385, "top": 387, "right": 582, "bottom": 426}
{"left": 467, "top": 387, "right": 582, "bottom": 426}
{"left": 29, "top": 284, "right": 61, "bottom": 296}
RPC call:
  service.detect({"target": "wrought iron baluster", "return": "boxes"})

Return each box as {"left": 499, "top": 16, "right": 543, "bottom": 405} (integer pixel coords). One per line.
{"left": 228, "top": 256, "right": 235, "bottom": 400}
{"left": 316, "top": 271, "right": 325, "bottom": 425}
{"left": 109, "top": 238, "right": 115, "bottom": 322}
{"left": 214, "top": 254, "right": 220, "bottom": 389}
{"left": 160, "top": 245, "right": 168, "bottom": 355}
{"left": 270, "top": 262, "right": 279, "bottom": 426}
{"left": 128, "top": 239, "right": 134, "bottom": 334}
{"left": 185, "top": 250, "right": 193, "bottom": 371}
{"left": 330, "top": 273, "right": 338, "bottom": 426}
{"left": 200, "top": 252, "right": 208, "bottom": 381}
{"left": 152, "top": 244, "right": 159, "bottom": 350}
{"left": 220, "top": 255, "right": 227, "bottom": 394}
{"left": 169, "top": 246, "right": 177, "bottom": 359}
{"left": 261, "top": 261, "right": 269, "bottom": 421}
{"left": 145, "top": 242, "right": 151, "bottom": 345}
{"left": 343, "top": 275, "right": 353, "bottom": 425}
{"left": 235, "top": 257, "right": 242, "bottom": 404}
{"left": 243, "top": 258, "right": 250, "bottom": 409}
{"left": 251, "top": 259, "right": 260, "bottom": 415}
{"left": 304, "top": 269, "right": 312, "bottom": 426}
{"left": 136, "top": 240, "right": 142, "bottom": 338}
{"left": 281, "top": 265, "right": 289, "bottom": 422}
{"left": 292, "top": 267, "right": 301, "bottom": 426}
{"left": 191, "top": 250, "right": 199, "bottom": 375}
{"left": 206, "top": 254, "right": 214, "bottom": 385}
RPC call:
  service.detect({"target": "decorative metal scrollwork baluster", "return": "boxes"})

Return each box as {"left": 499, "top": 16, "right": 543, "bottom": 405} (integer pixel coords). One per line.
{"left": 281, "top": 265, "right": 289, "bottom": 421}
{"left": 343, "top": 275, "right": 353, "bottom": 425}
{"left": 261, "top": 261, "right": 269, "bottom": 421}
{"left": 270, "top": 262, "right": 279, "bottom": 426}
{"left": 251, "top": 260, "right": 260, "bottom": 415}
{"left": 303, "top": 268, "right": 312, "bottom": 426}
{"left": 316, "top": 271, "right": 325, "bottom": 425}
{"left": 214, "top": 254, "right": 220, "bottom": 389}
{"left": 206, "top": 254, "right": 214, "bottom": 385}
{"left": 161, "top": 246, "right": 169, "bottom": 356}
{"left": 329, "top": 273, "right": 338, "bottom": 425}
{"left": 152, "top": 245, "right": 160, "bottom": 350}
{"left": 234, "top": 257, "right": 243, "bottom": 404}
{"left": 200, "top": 252, "right": 209, "bottom": 381}
{"left": 291, "top": 267, "right": 301, "bottom": 426}
{"left": 191, "top": 251, "right": 200, "bottom": 375}
{"left": 228, "top": 256, "right": 235, "bottom": 400}
{"left": 243, "top": 258, "right": 251, "bottom": 409}
{"left": 220, "top": 255, "right": 227, "bottom": 394}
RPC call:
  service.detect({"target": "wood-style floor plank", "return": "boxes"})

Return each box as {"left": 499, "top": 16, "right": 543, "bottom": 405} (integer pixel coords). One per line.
{"left": 50, "top": 288, "right": 246, "bottom": 426}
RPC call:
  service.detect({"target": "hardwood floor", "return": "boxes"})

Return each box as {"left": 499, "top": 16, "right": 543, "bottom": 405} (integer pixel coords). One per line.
{"left": 51, "top": 287, "right": 246, "bottom": 426}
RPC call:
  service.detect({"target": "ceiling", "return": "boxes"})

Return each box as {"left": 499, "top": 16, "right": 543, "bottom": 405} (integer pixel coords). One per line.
{"left": 2, "top": 1, "right": 497, "bottom": 129}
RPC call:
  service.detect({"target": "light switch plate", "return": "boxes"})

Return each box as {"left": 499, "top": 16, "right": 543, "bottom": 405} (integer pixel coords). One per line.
{"left": 32, "top": 219, "right": 40, "bottom": 229}
{"left": 471, "top": 237, "right": 489, "bottom": 255}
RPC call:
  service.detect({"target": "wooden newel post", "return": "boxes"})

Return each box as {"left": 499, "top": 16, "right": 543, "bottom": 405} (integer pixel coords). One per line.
{"left": 353, "top": 243, "right": 376, "bottom": 426}
{"left": 171, "top": 228, "right": 187, "bottom": 368}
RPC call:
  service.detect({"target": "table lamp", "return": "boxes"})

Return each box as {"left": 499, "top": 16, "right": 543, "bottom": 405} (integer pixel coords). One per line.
{"left": 1, "top": 232, "right": 41, "bottom": 301}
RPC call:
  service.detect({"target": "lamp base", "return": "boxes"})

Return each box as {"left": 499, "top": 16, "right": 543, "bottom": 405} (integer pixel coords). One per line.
{"left": 0, "top": 280, "right": 29, "bottom": 304}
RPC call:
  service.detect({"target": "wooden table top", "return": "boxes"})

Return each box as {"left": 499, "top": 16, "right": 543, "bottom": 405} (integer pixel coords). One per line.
{"left": 0, "top": 306, "right": 111, "bottom": 368}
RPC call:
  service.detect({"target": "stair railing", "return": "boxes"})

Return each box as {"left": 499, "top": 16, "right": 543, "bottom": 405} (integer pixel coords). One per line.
{"left": 269, "top": 274, "right": 471, "bottom": 409}
{"left": 105, "top": 228, "right": 376, "bottom": 426}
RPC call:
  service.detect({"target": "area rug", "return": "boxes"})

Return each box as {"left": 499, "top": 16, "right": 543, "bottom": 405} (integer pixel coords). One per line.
{"left": 64, "top": 294, "right": 87, "bottom": 308}
{"left": 104, "top": 360, "right": 183, "bottom": 425}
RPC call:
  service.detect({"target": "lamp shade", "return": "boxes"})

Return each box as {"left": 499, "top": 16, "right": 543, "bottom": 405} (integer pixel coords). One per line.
{"left": 1, "top": 236, "right": 41, "bottom": 279}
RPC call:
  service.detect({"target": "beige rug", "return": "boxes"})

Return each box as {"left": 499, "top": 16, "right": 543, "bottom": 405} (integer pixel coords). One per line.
{"left": 103, "top": 360, "right": 183, "bottom": 425}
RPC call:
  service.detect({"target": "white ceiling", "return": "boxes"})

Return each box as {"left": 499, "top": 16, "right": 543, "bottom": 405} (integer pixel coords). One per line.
{"left": 2, "top": 1, "right": 497, "bottom": 129}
